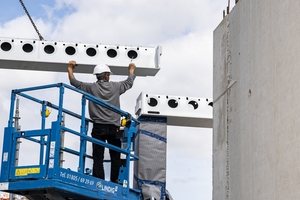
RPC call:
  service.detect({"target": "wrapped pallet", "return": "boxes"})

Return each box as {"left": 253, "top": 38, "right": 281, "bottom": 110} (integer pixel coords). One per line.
{"left": 133, "top": 117, "right": 173, "bottom": 200}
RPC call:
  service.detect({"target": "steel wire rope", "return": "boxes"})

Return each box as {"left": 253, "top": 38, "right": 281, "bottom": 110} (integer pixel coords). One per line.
{"left": 19, "top": 0, "right": 44, "bottom": 40}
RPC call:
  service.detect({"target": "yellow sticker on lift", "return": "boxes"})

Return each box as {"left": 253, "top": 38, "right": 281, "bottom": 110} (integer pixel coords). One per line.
{"left": 15, "top": 168, "right": 40, "bottom": 176}
{"left": 28, "top": 168, "right": 40, "bottom": 174}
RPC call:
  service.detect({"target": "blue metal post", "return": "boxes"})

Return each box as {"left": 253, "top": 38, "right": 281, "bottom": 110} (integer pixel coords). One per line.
{"left": 41, "top": 103, "right": 46, "bottom": 129}
{"left": 122, "top": 120, "right": 137, "bottom": 197}
{"left": 8, "top": 91, "right": 16, "bottom": 128}
{"left": 0, "top": 127, "right": 14, "bottom": 181}
{"left": 40, "top": 102, "right": 47, "bottom": 165}
{"left": 47, "top": 121, "right": 61, "bottom": 179}
{"left": 78, "top": 96, "right": 87, "bottom": 173}
{"left": 57, "top": 84, "right": 64, "bottom": 123}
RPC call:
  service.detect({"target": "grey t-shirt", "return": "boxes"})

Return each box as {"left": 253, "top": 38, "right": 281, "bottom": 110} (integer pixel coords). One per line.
{"left": 70, "top": 74, "right": 136, "bottom": 126}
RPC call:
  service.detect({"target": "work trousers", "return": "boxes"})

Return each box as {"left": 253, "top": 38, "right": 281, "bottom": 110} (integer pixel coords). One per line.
{"left": 91, "top": 123, "right": 121, "bottom": 183}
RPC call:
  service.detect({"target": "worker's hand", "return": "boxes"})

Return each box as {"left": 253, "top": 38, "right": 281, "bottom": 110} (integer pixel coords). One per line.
{"left": 129, "top": 63, "right": 136, "bottom": 74}
{"left": 68, "top": 60, "right": 76, "bottom": 80}
{"left": 68, "top": 60, "right": 77, "bottom": 70}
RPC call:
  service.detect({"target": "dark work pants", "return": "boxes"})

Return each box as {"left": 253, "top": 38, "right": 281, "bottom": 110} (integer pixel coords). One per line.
{"left": 91, "top": 123, "right": 121, "bottom": 183}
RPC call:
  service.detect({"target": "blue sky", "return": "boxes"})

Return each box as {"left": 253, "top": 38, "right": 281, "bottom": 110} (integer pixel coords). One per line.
{"left": 0, "top": 0, "right": 56, "bottom": 22}
{"left": 0, "top": 0, "right": 237, "bottom": 199}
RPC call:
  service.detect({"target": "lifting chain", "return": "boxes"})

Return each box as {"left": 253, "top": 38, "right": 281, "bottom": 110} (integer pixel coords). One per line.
{"left": 19, "top": 0, "right": 44, "bottom": 41}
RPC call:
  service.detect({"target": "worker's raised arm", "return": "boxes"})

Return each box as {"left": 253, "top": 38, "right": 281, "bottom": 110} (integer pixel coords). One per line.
{"left": 68, "top": 60, "right": 77, "bottom": 80}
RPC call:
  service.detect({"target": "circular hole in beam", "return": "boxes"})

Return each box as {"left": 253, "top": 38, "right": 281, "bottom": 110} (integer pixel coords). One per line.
{"left": 107, "top": 49, "right": 117, "bottom": 58}
{"left": 147, "top": 98, "right": 158, "bottom": 107}
{"left": 22, "top": 43, "right": 34, "bottom": 53}
{"left": 127, "top": 50, "right": 138, "bottom": 59}
{"left": 1, "top": 42, "right": 12, "bottom": 51}
{"left": 86, "top": 47, "right": 97, "bottom": 57}
{"left": 188, "top": 100, "right": 198, "bottom": 110}
{"left": 168, "top": 99, "right": 178, "bottom": 108}
{"left": 65, "top": 46, "right": 76, "bottom": 55}
{"left": 44, "top": 45, "right": 55, "bottom": 54}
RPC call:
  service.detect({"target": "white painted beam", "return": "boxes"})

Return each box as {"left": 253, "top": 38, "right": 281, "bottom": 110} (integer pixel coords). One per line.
{"left": 135, "top": 93, "right": 213, "bottom": 128}
{"left": 0, "top": 37, "right": 162, "bottom": 76}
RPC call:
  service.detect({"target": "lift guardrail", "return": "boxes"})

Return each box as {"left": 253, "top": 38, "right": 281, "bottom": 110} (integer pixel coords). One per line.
{"left": 0, "top": 83, "right": 140, "bottom": 200}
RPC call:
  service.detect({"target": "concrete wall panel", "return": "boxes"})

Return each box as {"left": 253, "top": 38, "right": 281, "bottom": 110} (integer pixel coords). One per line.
{"left": 214, "top": 0, "right": 300, "bottom": 199}
{"left": 213, "top": 18, "right": 229, "bottom": 200}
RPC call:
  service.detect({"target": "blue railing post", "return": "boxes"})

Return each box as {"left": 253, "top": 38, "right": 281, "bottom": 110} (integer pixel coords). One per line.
{"left": 41, "top": 102, "right": 46, "bottom": 129}
{"left": 39, "top": 102, "right": 47, "bottom": 165}
{"left": 8, "top": 91, "right": 16, "bottom": 128}
{"left": 0, "top": 127, "right": 15, "bottom": 182}
{"left": 78, "top": 96, "right": 87, "bottom": 173}
{"left": 47, "top": 121, "right": 62, "bottom": 179}
{"left": 122, "top": 120, "right": 137, "bottom": 196}
{"left": 58, "top": 84, "right": 65, "bottom": 123}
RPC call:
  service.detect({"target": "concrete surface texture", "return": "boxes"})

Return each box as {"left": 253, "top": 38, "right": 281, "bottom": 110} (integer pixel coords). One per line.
{"left": 213, "top": 1, "right": 300, "bottom": 199}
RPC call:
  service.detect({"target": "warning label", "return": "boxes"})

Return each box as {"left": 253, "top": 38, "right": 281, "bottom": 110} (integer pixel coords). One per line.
{"left": 15, "top": 168, "right": 40, "bottom": 176}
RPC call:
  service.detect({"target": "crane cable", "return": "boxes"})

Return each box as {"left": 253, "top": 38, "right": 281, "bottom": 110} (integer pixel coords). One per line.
{"left": 19, "top": 0, "right": 44, "bottom": 41}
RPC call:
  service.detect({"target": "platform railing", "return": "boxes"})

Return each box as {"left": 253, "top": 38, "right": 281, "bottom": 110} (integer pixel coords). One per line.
{"left": 0, "top": 83, "right": 140, "bottom": 199}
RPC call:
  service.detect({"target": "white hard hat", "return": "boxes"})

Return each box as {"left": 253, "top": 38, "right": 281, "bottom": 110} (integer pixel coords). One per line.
{"left": 93, "top": 64, "right": 112, "bottom": 75}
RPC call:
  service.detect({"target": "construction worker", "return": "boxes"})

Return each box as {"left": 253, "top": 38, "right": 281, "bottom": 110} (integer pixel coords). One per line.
{"left": 67, "top": 60, "right": 136, "bottom": 183}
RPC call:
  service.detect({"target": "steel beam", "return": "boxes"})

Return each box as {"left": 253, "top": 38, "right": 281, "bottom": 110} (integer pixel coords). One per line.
{"left": 135, "top": 93, "right": 213, "bottom": 128}
{"left": 0, "top": 37, "right": 162, "bottom": 76}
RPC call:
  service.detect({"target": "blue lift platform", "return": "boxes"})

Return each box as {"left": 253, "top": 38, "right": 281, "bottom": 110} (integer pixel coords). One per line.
{"left": 0, "top": 83, "right": 141, "bottom": 200}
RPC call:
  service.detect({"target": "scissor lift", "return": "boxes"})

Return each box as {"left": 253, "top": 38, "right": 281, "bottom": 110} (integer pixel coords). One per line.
{"left": 0, "top": 83, "right": 140, "bottom": 200}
